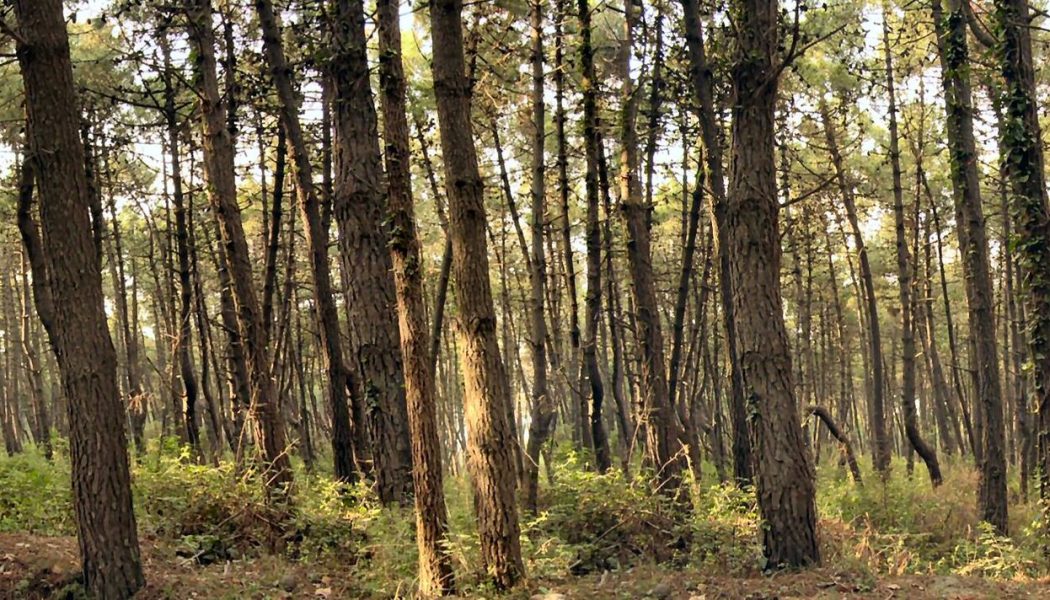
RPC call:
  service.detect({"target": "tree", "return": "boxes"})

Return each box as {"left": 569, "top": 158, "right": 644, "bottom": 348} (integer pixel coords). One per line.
{"left": 428, "top": 0, "right": 525, "bottom": 586}
{"left": 253, "top": 0, "right": 359, "bottom": 483}
{"left": 619, "top": 0, "right": 685, "bottom": 493}
{"left": 186, "top": 0, "right": 292, "bottom": 491}
{"left": 883, "top": 9, "right": 941, "bottom": 486}
{"left": 376, "top": 0, "right": 458, "bottom": 587}
{"left": 328, "top": 0, "right": 415, "bottom": 504}
{"left": 931, "top": 0, "right": 1008, "bottom": 534}
{"left": 726, "top": 0, "right": 820, "bottom": 566}
{"left": 990, "top": 0, "right": 1050, "bottom": 537}
{"left": 14, "top": 0, "right": 144, "bottom": 595}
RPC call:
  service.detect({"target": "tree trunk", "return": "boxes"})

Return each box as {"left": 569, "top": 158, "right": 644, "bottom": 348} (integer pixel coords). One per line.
{"left": 377, "top": 0, "right": 458, "bottom": 587}
{"left": 821, "top": 101, "right": 891, "bottom": 477}
{"left": 726, "top": 0, "right": 820, "bottom": 566}
{"left": 680, "top": 0, "right": 752, "bottom": 485}
{"left": 326, "top": 0, "right": 415, "bottom": 503}
{"left": 883, "top": 12, "right": 941, "bottom": 486}
{"left": 577, "top": 0, "right": 610, "bottom": 473}
{"left": 255, "top": 0, "right": 360, "bottom": 485}
{"left": 523, "top": 0, "right": 556, "bottom": 512}
{"left": 14, "top": 1, "right": 144, "bottom": 594}
{"left": 991, "top": 0, "right": 1050, "bottom": 539}
{"left": 619, "top": 0, "right": 685, "bottom": 494}
{"left": 932, "top": 0, "right": 1008, "bottom": 533}
{"left": 429, "top": 0, "right": 525, "bottom": 586}
{"left": 186, "top": 0, "right": 292, "bottom": 492}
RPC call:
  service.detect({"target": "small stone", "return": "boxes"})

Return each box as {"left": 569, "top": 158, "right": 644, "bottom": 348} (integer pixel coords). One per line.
{"left": 279, "top": 572, "right": 298, "bottom": 592}
{"left": 530, "top": 593, "right": 567, "bottom": 600}
{"left": 649, "top": 581, "right": 672, "bottom": 599}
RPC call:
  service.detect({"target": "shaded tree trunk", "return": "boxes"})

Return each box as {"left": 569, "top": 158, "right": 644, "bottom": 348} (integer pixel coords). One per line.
{"left": 14, "top": 1, "right": 144, "bottom": 594}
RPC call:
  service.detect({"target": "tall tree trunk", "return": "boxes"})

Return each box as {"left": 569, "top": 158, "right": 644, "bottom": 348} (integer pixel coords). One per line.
{"left": 820, "top": 100, "right": 890, "bottom": 477}
{"left": 326, "top": 0, "right": 415, "bottom": 503}
{"left": 186, "top": 0, "right": 292, "bottom": 491}
{"left": 932, "top": 0, "right": 1008, "bottom": 533}
{"left": 553, "top": 0, "right": 584, "bottom": 447}
{"left": 14, "top": 1, "right": 144, "bottom": 595}
{"left": 377, "top": 0, "right": 457, "bottom": 588}
{"left": 254, "top": 0, "right": 360, "bottom": 484}
{"left": 883, "top": 12, "right": 941, "bottom": 486}
{"left": 991, "top": 0, "right": 1050, "bottom": 539}
{"left": 680, "top": 0, "right": 752, "bottom": 485}
{"left": 523, "top": 0, "right": 556, "bottom": 512}
{"left": 726, "top": 0, "right": 820, "bottom": 566}
{"left": 578, "top": 0, "right": 610, "bottom": 473}
{"left": 18, "top": 248, "right": 51, "bottom": 460}
{"left": 429, "top": 0, "right": 525, "bottom": 586}
{"left": 619, "top": 0, "right": 684, "bottom": 494}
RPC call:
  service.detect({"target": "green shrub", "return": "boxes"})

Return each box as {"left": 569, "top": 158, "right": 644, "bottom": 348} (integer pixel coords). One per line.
{"left": 0, "top": 451, "right": 73, "bottom": 535}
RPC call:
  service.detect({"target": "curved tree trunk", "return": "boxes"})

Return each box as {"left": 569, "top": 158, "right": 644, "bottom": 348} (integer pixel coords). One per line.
{"left": 15, "top": 1, "right": 144, "bottom": 594}
{"left": 883, "top": 11, "right": 941, "bottom": 487}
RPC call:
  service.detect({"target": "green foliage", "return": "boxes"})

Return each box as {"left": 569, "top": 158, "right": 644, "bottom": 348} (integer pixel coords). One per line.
{"left": 0, "top": 451, "right": 74, "bottom": 536}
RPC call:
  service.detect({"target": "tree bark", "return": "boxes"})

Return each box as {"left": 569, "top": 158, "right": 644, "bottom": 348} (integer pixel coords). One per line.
{"left": 186, "top": 0, "right": 292, "bottom": 491}
{"left": 376, "top": 0, "right": 458, "bottom": 588}
{"left": 883, "top": 12, "right": 941, "bottom": 486}
{"left": 429, "top": 0, "right": 525, "bottom": 586}
{"left": 932, "top": 0, "right": 1008, "bottom": 533}
{"left": 726, "top": 0, "right": 820, "bottom": 566}
{"left": 14, "top": 1, "right": 144, "bottom": 595}
{"left": 327, "top": 0, "right": 415, "bottom": 503}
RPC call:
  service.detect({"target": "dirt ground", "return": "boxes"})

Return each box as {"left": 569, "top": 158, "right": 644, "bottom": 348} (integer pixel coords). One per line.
{"left": 2, "top": 533, "right": 1048, "bottom": 599}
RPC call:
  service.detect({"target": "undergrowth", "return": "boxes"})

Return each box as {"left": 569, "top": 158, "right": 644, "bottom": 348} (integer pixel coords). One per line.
{"left": 1, "top": 440, "right": 1046, "bottom": 597}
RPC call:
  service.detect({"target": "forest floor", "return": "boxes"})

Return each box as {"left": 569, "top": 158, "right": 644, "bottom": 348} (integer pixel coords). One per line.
{"left": 2, "top": 532, "right": 1048, "bottom": 599}
{"left": 4, "top": 449, "right": 1050, "bottom": 599}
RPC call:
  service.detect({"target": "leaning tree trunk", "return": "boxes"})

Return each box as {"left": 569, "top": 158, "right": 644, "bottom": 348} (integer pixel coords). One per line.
{"left": 254, "top": 0, "right": 359, "bottom": 484}
{"left": 726, "top": 0, "right": 820, "bottom": 567}
{"left": 14, "top": 1, "right": 144, "bottom": 595}
{"left": 807, "top": 406, "right": 862, "bottom": 485}
{"left": 376, "top": 0, "right": 457, "bottom": 588}
{"left": 429, "top": 0, "right": 525, "bottom": 587}
{"left": 820, "top": 100, "right": 891, "bottom": 477}
{"left": 883, "top": 11, "right": 941, "bottom": 486}
{"left": 186, "top": 0, "right": 292, "bottom": 491}
{"left": 680, "top": 0, "right": 753, "bottom": 485}
{"left": 619, "top": 0, "right": 685, "bottom": 494}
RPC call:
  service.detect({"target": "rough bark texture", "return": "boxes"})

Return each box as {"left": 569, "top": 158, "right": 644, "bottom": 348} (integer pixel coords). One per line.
{"left": 680, "top": 0, "right": 752, "bottom": 485}
{"left": 992, "top": 0, "right": 1050, "bottom": 539}
{"left": 429, "top": 0, "right": 525, "bottom": 586}
{"left": 726, "top": 0, "right": 820, "bottom": 567}
{"left": 619, "top": 0, "right": 685, "bottom": 494}
{"left": 376, "top": 0, "right": 458, "bottom": 588}
{"left": 254, "top": 0, "right": 359, "bottom": 483}
{"left": 329, "top": 0, "right": 414, "bottom": 504}
{"left": 14, "top": 1, "right": 144, "bottom": 595}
